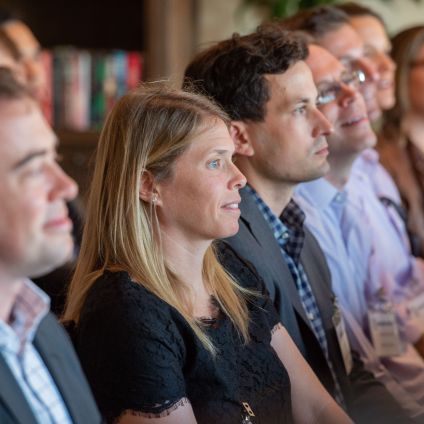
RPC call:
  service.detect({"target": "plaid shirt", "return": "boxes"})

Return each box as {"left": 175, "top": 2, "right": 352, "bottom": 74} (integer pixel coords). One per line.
{"left": 246, "top": 185, "right": 345, "bottom": 407}
{"left": 0, "top": 279, "right": 73, "bottom": 424}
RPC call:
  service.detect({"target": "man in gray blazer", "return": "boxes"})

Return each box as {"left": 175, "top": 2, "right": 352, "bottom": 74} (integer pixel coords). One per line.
{"left": 0, "top": 68, "right": 101, "bottom": 423}
{"left": 184, "top": 27, "right": 412, "bottom": 423}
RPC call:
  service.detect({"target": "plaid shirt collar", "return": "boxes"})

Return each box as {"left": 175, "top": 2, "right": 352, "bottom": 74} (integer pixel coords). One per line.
{"left": 0, "top": 279, "right": 49, "bottom": 352}
{"left": 245, "top": 185, "right": 306, "bottom": 263}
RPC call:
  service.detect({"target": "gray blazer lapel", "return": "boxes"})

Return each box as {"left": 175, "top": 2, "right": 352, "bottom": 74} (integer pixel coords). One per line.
{"left": 239, "top": 189, "right": 310, "bottom": 324}
{"left": 300, "top": 229, "right": 335, "bottom": 326}
{"left": 0, "top": 355, "right": 37, "bottom": 424}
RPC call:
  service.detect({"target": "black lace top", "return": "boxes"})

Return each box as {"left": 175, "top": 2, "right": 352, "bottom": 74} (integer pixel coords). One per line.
{"left": 75, "top": 246, "right": 292, "bottom": 423}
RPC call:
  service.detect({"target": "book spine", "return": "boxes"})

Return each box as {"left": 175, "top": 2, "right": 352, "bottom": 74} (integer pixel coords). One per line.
{"left": 52, "top": 48, "right": 143, "bottom": 132}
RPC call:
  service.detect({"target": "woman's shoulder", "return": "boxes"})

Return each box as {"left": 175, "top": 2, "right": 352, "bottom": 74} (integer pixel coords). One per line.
{"left": 86, "top": 269, "right": 155, "bottom": 302}
{"left": 81, "top": 270, "right": 176, "bottom": 328}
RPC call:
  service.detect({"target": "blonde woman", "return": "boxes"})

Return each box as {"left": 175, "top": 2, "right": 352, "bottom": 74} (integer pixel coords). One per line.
{"left": 63, "top": 84, "right": 352, "bottom": 424}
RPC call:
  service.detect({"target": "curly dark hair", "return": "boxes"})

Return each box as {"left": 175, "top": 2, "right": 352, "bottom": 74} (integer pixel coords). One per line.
{"left": 281, "top": 5, "right": 349, "bottom": 39}
{"left": 183, "top": 24, "right": 307, "bottom": 122}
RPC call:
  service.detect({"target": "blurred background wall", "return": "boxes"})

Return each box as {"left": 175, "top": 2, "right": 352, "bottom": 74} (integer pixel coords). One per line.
{"left": 198, "top": 0, "right": 424, "bottom": 48}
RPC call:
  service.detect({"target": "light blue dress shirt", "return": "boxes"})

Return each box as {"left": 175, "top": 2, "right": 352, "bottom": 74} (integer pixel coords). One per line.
{"left": 296, "top": 176, "right": 424, "bottom": 418}
{"left": 349, "top": 153, "right": 424, "bottom": 343}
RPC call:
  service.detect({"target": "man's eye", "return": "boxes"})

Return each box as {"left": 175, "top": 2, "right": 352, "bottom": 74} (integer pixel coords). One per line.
{"left": 207, "top": 159, "right": 220, "bottom": 169}
{"left": 294, "top": 105, "right": 306, "bottom": 114}
{"left": 317, "top": 90, "right": 336, "bottom": 106}
{"left": 26, "top": 165, "right": 44, "bottom": 177}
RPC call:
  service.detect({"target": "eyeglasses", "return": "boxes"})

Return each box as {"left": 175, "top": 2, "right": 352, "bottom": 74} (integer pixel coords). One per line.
{"left": 316, "top": 70, "right": 364, "bottom": 106}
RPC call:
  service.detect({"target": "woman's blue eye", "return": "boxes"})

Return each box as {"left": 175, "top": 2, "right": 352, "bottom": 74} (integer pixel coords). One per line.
{"left": 207, "top": 159, "right": 220, "bottom": 169}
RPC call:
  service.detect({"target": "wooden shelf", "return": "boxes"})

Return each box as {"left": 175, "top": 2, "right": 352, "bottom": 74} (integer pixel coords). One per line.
{"left": 56, "top": 129, "right": 100, "bottom": 146}
{"left": 56, "top": 130, "right": 99, "bottom": 203}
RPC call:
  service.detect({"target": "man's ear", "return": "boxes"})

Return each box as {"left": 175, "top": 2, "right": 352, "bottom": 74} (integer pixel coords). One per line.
{"left": 230, "top": 121, "right": 255, "bottom": 157}
{"left": 139, "top": 170, "right": 162, "bottom": 206}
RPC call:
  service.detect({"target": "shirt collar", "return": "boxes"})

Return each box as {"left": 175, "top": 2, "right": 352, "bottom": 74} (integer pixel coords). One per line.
{"left": 281, "top": 198, "right": 306, "bottom": 232}
{"left": 245, "top": 185, "right": 305, "bottom": 262}
{"left": 353, "top": 148, "right": 380, "bottom": 172}
{"left": 0, "top": 279, "right": 49, "bottom": 352}
{"left": 245, "top": 184, "right": 287, "bottom": 240}
{"left": 296, "top": 178, "right": 345, "bottom": 210}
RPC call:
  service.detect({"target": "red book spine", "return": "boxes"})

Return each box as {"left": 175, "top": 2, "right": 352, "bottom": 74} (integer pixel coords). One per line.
{"left": 40, "top": 49, "right": 53, "bottom": 125}
{"left": 126, "top": 52, "right": 143, "bottom": 90}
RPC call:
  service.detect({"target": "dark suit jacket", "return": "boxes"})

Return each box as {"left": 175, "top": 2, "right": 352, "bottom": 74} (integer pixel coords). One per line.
{"left": 220, "top": 187, "right": 412, "bottom": 424}
{"left": 0, "top": 313, "right": 101, "bottom": 424}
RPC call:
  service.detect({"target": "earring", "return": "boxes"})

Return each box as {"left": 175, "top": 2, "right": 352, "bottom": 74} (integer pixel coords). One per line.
{"left": 152, "top": 193, "right": 158, "bottom": 204}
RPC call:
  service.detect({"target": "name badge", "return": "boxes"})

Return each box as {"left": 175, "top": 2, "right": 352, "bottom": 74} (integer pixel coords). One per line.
{"left": 408, "top": 292, "right": 424, "bottom": 332}
{"left": 368, "top": 306, "right": 403, "bottom": 357}
{"left": 332, "top": 299, "right": 353, "bottom": 375}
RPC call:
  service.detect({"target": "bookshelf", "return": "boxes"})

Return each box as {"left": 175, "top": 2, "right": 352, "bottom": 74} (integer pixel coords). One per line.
{"left": 0, "top": 0, "right": 197, "bottom": 201}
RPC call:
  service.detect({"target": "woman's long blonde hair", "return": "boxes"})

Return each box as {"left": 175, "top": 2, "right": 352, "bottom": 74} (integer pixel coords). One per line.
{"left": 63, "top": 83, "right": 249, "bottom": 352}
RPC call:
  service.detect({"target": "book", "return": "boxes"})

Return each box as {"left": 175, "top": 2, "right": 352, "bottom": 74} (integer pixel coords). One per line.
{"left": 49, "top": 47, "right": 143, "bottom": 131}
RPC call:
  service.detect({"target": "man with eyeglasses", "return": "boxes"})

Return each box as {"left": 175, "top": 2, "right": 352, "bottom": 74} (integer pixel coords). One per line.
{"left": 287, "top": 0, "right": 424, "bottom": 349}
{"left": 295, "top": 42, "right": 424, "bottom": 421}
{"left": 282, "top": 5, "right": 381, "bottom": 123}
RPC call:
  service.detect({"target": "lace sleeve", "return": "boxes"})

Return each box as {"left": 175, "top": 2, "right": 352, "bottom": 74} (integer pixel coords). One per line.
{"left": 114, "top": 398, "right": 191, "bottom": 422}
{"left": 76, "top": 272, "right": 188, "bottom": 423}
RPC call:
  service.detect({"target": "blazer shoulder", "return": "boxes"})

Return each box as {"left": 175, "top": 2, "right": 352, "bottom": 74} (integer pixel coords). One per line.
{"left": 37, "top": 312, "right": 73, "bottom": 348}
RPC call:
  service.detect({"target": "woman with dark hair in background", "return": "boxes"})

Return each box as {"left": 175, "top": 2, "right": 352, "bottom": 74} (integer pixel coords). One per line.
{"left": 379, "top": 26, "right": 424, "bottom": 254}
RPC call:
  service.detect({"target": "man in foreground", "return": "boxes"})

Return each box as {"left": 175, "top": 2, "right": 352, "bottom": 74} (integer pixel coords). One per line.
{"left": 0, "top": 67, "right": 100, "bottom": 423}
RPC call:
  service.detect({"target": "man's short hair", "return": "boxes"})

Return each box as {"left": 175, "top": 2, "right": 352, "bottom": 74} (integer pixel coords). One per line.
{"left": 0, "top": 66, "right": 29, "bottom": 100}
{"left": 183, "top": 25, "right": 307, "bottom": 122}
{"left": 336, "top": 2, "right": 384, "bottom": 24}
{"left": 281, "top": 5, "right": 350, "bottom": 39}
{"left": 336, "top": 2, "right": 387, "bottom": 32}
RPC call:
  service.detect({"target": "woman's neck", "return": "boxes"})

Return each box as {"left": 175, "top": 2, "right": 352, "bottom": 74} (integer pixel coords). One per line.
{"left": 160, "top": 230, "right": 212, "bottom": 315}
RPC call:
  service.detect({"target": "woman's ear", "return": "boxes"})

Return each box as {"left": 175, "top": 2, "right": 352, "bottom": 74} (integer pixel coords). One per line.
{"left": 139, "top": 170, "right": 161, "bottom": 205}
{"left": 230, "top": 121, "right": 255, "bottom": 157}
